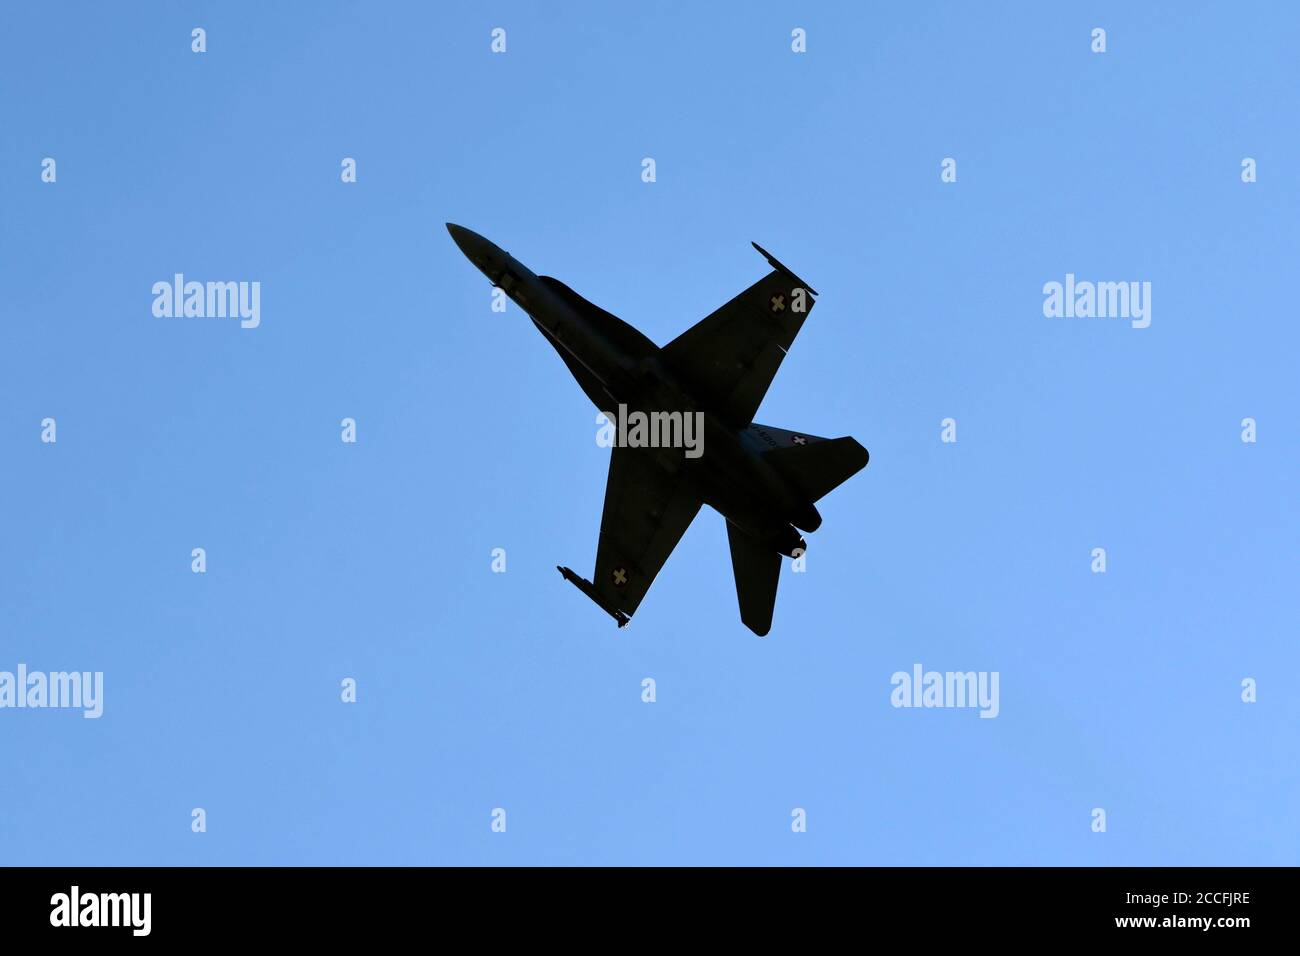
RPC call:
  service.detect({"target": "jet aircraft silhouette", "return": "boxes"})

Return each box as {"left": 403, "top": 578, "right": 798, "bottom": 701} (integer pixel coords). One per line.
{"left": 449, "top": 224, "right": 869, "bottom": 635}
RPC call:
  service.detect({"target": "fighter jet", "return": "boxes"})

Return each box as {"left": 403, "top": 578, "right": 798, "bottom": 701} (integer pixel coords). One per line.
{"left": 448, "top": 224, "right": 869, "bottom": 636}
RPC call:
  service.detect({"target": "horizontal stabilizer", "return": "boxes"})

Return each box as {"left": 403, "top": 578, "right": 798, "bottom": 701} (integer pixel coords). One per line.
{"left": 747, "top": 422, "right": 829, "bottom": 451}
{"left": 726, "top": 521, "right": 782, "bottom": 637}
{"left": 763, "top": 435, "right": 870, "bottom": 503}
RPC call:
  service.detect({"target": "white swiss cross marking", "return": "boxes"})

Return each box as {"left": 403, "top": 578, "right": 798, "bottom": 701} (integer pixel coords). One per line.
{"left": 791, "top": 434, "right": 808, "bottom": 445}
{"left": 770, "top": 294, "right": 786, "bottom": 312}
{"left": 612, "top": 567, "right": 628, "bottom": 586}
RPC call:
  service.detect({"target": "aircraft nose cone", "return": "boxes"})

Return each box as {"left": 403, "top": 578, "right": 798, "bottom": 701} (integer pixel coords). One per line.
{"left": 446, "top": 223, "right": 493, "bottom": 265}
{"left": 446, "top": 222, "right": 471, "bottom": 249}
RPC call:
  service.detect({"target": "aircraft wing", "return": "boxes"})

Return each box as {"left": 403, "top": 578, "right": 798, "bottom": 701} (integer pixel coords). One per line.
{"left": 660, "top": 243, "right": 817, "bottom": 426}
{"left": 559, "top": 447, "right": 701, "bottom": 625}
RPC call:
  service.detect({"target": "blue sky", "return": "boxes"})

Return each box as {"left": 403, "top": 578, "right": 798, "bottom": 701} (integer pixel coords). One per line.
{"left": 1, "top": 1, "right": 1296, "bottom": 865}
